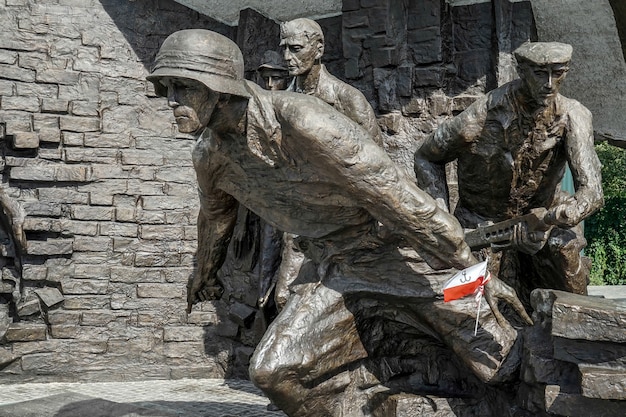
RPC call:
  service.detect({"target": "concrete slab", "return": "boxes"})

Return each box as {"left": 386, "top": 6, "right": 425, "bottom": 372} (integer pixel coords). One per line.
{"left": 0, "top": 379, "right": 285, "bottom": 417}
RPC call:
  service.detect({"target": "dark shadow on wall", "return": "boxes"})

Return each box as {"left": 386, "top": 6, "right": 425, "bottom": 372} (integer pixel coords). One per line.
{"left": 609, "top": 0, "right": 626, "bottom": 61}
{"left": 98, "top": 0, "right": 235, "bottom": 71}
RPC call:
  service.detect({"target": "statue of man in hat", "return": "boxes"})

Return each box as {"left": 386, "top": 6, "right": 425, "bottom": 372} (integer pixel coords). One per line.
{"left": 414, "top": 42, "right": 604, "bottom": 308}
{"left": 280, "top": 18, "right": 384, "bottom": 146}
{"left": 148, "top": 29, "right": 531, "bottom": 417}
{"left": 257, "top": 50, "right": 290, "bottom": 91}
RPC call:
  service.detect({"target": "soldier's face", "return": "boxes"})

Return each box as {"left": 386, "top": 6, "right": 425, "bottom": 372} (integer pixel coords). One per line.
{"left": 281, "top": 34, "right": 322, "bottom": 76}
{"left": 160, "top": 77, "right": 219, "bottom": 134}
{"left": 258, "top": 68, "right": 289, "bottom": 91}
{"left": 519, "top": 62, "right": 569, "bottom": 107}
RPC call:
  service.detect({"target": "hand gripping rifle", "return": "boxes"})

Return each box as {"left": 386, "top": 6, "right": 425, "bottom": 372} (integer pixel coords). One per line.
{"left": 463, "top": 207, "right": 552, "bottom": 251}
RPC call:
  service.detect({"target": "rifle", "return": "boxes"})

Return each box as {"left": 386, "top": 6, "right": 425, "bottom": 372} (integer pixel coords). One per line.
{"left": 464, "top": 207, "right": 552, "bottom": 251}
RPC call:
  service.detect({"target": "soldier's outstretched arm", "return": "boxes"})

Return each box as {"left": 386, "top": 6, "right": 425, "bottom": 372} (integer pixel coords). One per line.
{"left": 281, "top": 96, "right": 531, "bottom": 324}
{"left": 280, "top": 95, "right": 474, "bottom": 270}
{"left": 187, "top": 137, "right": 239, "bottom": 313}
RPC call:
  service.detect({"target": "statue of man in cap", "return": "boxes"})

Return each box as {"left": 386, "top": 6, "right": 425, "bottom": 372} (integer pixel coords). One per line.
{"left": 148, "top": 29, "right": 531, "bottom": 417}
{"left": 257, "top": 50, "right": 290, "bottom": 91}
{"left": 280, "top": 17, "right": 384, "bottom": 146}
{"left": 415, "top": 42, "right": 604, "bottom": 308}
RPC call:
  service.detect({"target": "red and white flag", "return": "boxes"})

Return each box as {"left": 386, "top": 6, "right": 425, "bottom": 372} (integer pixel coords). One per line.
{"left": 443, "top": 260, "right": 491, "bottom": 302}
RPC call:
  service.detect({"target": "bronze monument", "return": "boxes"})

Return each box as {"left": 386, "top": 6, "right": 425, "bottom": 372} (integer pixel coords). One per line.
{"left": 414, "top": 41, "right": 604, "bottom": 308}
{"left": 148, "top": 29, "right": 532, "bottom": 417}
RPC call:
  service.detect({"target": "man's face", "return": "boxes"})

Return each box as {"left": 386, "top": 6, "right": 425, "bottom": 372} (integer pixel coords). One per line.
{"left": 519, "top": 62, "right": 569, "bottom": 107}
{"left": 159, "top": 77, "right": 219, "bottom": 134}
{"left": 258, "top": 68, "right": 289, "bottom": 91}
{"left": 280, "top": 34, "right": 322, "bottom": 76}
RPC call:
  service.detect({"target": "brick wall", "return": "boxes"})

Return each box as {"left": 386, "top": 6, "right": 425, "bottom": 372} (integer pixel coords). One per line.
{"left": 0, "top": 0, "right": 247, "bottom": 383}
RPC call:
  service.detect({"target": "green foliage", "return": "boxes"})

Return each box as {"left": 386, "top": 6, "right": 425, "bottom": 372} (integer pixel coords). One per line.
{"left": 585, "top": 142, "right": 626, "bottom": 285}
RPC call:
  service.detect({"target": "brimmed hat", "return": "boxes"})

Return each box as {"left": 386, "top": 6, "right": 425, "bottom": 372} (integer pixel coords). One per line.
{"left": 258, "top": 50, "right": 287, "bottom": 71}
{"left": 514, "top": 42, "right": 572, "bottom": 66}
{"left": 147, "top": 29, "right": 250, "bottom": 98}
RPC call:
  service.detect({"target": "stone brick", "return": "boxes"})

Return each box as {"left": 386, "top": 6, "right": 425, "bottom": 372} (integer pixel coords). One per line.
{"left": 11, "top": 340, "right": 70, "bottom": 357}
{"left": 0, "top": 80, "right": 15, "bottom": 95}
{"left": 1, "top": 95, "right": 40, "bottom": 112}
{"left": 34, "top": 287, "right": 64, "bottom": 308}
{"left": 140, "top": 225, "right": 184, "bottom": 240}
{"left": 38, "top": 147, "right": 61, "bottom": 161}
{"left": 343, "top": 11, "right": 369, "bottom": 29}
{"left": 98, "top": 222, "right": 138, "bottom": 237}
{"left": 17, "top": 297, "right": 41, "bottom": 317}
{"left": 72, "top": 251, "right": 122, "bottom": 265}
{"left": 110, "top": 266, "right": 162, "bottom": 283}
{"left": 126, "top": 180, "right": 165, "bottom": 196}
{"left": 0, "top": 50, "right": 18, "bottom": 65}
{"left": 71, "top": 100, "right": 99, "bottom": 116}
{"left": 579, "top": 364, "right": 626, "bottom": 400}
{"left": 11, "top": 131, "right": 39, "bottom": 149}
{"left": 36, "top": 69, "right": 80, "bottom": 85}
{"left": 134, "top": 252, "right": 181, "bottom": 267}
{"left": 0, "top": 63, "right": 35, "bottom": 82}
{"left": 2, "top": 111, "right": 32, "bottom": 134}
{"left": 68, "top": 341, "right": 108, "bottom": 354}
{"left": 33, "top": 113, "right": 60, "bottom": 130}
{"left": 38, "top": 188, "right": 89, "bottom": 204}
{"left": 342, "top": 0, "right": 361, "bottom": 12}
{"left": 38, "top": 128, "right": 62, "bottom": 143}
{"left": 136, "top": 209, "right": 166, "bottom": 224}
{"left": 136, "top": 283, "right": 184, "bottom": 299}
{"left": 5, "top": 323, "right": 47, "bottom": 342}
{"left": 59, "top": 219, "right": 98, "bottom": 236}
{"left": 55, "top": 165, "right": 91, "bottom": 182}
{"left": 141, "top": 196, "right": 194, "bottom": 211}
{"left": 49, "top": 325, "right": 80, "bottom": 339}
{"left": 62, "top": 295, "right": 110, "bottom": 310}
{"left": 84, "top": 133, "right": 132, "bottom": 148}
{"left": 120, "top": 150, "right": 165, "bottom": 166}
{"left": 154, "top": 166, "right": 195, "bottom": 183}
{"left": 45, "top": 310, "right": 80, "bottom": 326}
{"left": 408, "top": 27, "right": 442, "bottom": 64}
{"left": 22, "top": 265, "right": 48, "bottom": 281}
{"left": 163, "top": 326, "right": 205, "bottom": 342}
{"left": 547, "top": 290, "right": 626, "bottom": 343}
{"left": 42, "top": 98, "right": 69, "bottom": 113}
{"left": 22, "top": 201, "right": 63, "bottom": 217}
{"left": 46, "top": 265, "right": 75, "bottom": 283}
{"left": 62, "top": 131, "right": 84, "bottom": 146}
{"left": 544, "top": 385, "right": 626, "bottom": 417}
{"left": 59, "top": 115, "right": 100, "bottom": 132}
{"left": 64, "top": 148, "right": 118, "bottom": 164}
{"left": 74, "top": 263, "right": 111, "bottom": 279}
{"left": 15, "top": 81, "right": 58, "bottom": 98}
{"left": 408, "top": 0, "right": 441, "bottom": 29}
{"left": 163, "top": 341, "right": 205, "bottom": 359}
{"left": 72, "top": 236, "right": 111, "bottom": 252}
{"left": 27, "top": 239, "right": 73, "bottom": 255}
{"left": 115, "top": 207, "right": 136, "bottom": 222}
{"left": 187, "top": 311, "right": 219, "bottom": 326}
{"left": 81, "top": 310, "right": 128, "bottom": 326}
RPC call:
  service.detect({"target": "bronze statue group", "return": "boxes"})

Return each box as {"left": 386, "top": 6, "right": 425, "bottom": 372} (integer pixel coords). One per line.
{"left": 147, "top": 18, "right": 603, "bottom": 417}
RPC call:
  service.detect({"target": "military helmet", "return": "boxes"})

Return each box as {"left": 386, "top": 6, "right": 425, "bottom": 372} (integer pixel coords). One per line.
{"left": 147, "top": 29, "right": 250, "bottom": 99}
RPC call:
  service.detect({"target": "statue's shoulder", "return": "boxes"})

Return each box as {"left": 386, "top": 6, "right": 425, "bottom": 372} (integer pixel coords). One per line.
{"left": 556, "top": 94, "right": 592, "bottom": 119}
{"left": 314, "top": 66, "right": 365, "bottom": 108}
